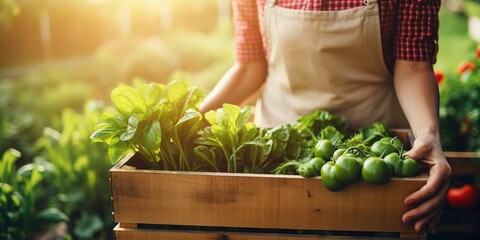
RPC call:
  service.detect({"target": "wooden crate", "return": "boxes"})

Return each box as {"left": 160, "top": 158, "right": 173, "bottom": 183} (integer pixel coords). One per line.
{"left": 110, "top": 129, "right": 427, "bottom": 239}
{"left": 444, "top": 151, "right": 480, "bottom": 176}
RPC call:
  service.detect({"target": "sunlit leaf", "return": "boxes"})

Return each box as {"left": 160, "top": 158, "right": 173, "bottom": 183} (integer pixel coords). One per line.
{"left": 108, "top": 141, "right": 135, "bottom": 165}
{"left": 139, "top": 82, "right": 166, "bottom": 109}
{"left": 166, "top": 80, "right": 188, "bottom": 103}
{"left": 111, "top": 86, "right": 147, "bottom": 117}
{"left": 140, "top": 120, "right": 161, "bottom": 150}
{"left": 120, "top": 115, "right": 139, "bottom": 141}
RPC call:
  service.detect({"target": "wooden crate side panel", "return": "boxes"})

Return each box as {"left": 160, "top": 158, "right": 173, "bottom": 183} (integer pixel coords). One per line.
{"left": 111, "top": 169, "right": 425, "bottom": 233}
{"left": 445, "top": 151, "right": 480, "bottom": 176}
{"left": 114, "top": 225, "right": 421, "bottom": 240}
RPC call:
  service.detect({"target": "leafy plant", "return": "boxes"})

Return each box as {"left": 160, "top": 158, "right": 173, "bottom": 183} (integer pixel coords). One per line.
{"left": 194, "top": 104, "right": 271, "bottom": 173}
{"left": 0, "top": 148, "right": 69, "bottom": 240}
{"left": 0, "top": 69, "right": 92, "bottom": 166}
{"left": 440, "top": 43, "right": 480, "bottom": 152}
{"left": 91, "top": 80, "right": 204, "bottom": 170}
{"left": 36, "top": 101, "right": 112, "bottom": 239}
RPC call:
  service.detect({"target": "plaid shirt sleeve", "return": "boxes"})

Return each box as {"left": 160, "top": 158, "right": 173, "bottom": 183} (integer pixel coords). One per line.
{"left": 232, "top": 0, "right": 266, "bottom": 62}
{"left": 395, "top": 0, "right": 441, "bottom": 63}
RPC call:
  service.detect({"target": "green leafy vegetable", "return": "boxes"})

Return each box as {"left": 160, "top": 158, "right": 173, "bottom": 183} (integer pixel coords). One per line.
{"left": 195, "top": 104, "right": 269, "bottom": 173}
{"left": 91, "top": 80, "right": 204, "bottom": 170}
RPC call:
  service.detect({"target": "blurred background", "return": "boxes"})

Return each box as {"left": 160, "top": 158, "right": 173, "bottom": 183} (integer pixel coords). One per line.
{"left": 0, "top": 0, "right": 479, "bottom": 239}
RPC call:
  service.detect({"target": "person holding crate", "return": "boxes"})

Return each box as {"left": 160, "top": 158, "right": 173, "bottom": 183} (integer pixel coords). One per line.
{"left": 200, "top": 0, "right": 451, "bottom": 233}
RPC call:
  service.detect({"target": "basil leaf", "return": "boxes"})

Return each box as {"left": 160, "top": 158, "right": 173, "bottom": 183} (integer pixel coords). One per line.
{"left": 120, "top": 115, "right": 139, "bottom": 141}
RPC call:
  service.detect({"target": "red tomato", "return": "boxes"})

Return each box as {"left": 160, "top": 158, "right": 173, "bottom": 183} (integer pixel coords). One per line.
{"left": 446, "top": 184, "right": 478, "bottom": 210}
{"left": 477, "top": 45, "right": 480, "bottom": 59}
{"left": 434, "top": 70, "right": 444, "bottom": 84}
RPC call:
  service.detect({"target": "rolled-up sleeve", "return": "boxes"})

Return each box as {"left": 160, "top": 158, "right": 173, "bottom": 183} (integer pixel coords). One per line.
{"left": 232, "top": 0, "right": 266, "bottom": 62}
{"left": 395, "top": 0, "right": 440, "bottom": 63}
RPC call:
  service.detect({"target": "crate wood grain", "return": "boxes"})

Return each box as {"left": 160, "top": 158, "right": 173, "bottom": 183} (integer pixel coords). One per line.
{"left": 110, "top": 129, "right": 426, "bottom": 239}
{"left": 444, "top": 151, "right": 480, "bottom": 176}
{"left": 114, "top": 223, "right": 422, "bottom": 240}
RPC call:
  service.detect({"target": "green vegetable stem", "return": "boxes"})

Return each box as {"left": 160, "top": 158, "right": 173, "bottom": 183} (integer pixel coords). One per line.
{"left": 383, "top": 152, "right": 419, "bottom": 177}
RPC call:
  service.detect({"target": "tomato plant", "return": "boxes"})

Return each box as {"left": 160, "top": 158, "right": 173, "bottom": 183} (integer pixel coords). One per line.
{"left": 440, "top": 43, "right": 480, "bottom": 152}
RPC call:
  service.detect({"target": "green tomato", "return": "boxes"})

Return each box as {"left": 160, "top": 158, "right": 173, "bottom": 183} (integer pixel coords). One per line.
{"left": 313, "top": 139, "right": 335, "bottom": 160}
{"left": 384, "top": 152, "right": 403, "bottom": 176}
{"left": 384, "top": 153, "right": 419, "bottom": 177}
{"left": 297, "top": 157, "right": 326, "bottom": 178}
{"left": 371, "top": 140, "right": 397, "bottom": 157}
{"left": 332, "top": 148, "right": 346, "bottom": 160}
{"left": 401, "top": 157, "right": 419, "bottom": 177}
{"left": 362, "top": 157, "right": 391, "bottom": 185}
{"left": 334, "top": 155, "right": 362, "bottom": 184}
{"left": 321, "top": 162, "right": 344, "bottom": 192}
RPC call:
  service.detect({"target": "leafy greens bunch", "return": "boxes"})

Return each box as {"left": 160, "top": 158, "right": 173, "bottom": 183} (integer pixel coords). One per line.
{"left": 194, "top": 104, "right": 272, "bottom": 173}
{"left": 91, "top": 80, "right": 204, "bottom": 171}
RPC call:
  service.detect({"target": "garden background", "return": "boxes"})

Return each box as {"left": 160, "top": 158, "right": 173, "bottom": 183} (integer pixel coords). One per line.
{"left": 1, "top": 0, "right": 479, "bottom": 239}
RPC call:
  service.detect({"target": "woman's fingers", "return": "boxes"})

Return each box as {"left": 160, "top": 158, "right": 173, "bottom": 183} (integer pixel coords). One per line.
{"left": 403, "top": 174, "right": 450, "bottom": 232}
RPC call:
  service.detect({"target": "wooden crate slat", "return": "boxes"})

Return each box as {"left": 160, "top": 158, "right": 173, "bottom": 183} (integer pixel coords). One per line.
{"left": 444, "top": 151, "right": 480, "bottom": 176}
{"left": 111, "top": 160, "right": 425, "bottom": 233}
{"left": 111, "top": 129, "right": 427, "bottom": 238}
{"left": 114, "top": 224, "right": 422, "bottom": 240}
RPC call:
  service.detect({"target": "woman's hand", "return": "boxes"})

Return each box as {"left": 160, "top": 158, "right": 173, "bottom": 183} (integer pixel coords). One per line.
{"left": 402, "top": 134, "right": 451, "bottom": 232}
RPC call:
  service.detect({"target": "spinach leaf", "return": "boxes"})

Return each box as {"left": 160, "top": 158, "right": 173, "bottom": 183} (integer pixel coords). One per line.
{"left": 195, "top": 104, "right": 269, "bottom": 173}
{"left": 91, "top": 80, "right": 203, "bottom": 170}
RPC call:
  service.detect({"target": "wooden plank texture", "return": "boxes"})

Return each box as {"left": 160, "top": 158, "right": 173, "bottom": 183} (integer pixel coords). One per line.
{"left": 111, "top": 156, "right": 425, "bottom": 233}
{"left": 114, "top": 224, "right": 420, "bottom": 240}
{"left": 110, "top": 129, "right": 427, "bottom": 238}
{"left": 444, "top": 151, "right": 480, "bottom": 176}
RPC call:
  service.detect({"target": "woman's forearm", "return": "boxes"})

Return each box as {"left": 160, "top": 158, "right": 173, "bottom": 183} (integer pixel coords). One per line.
{"left": 199, "top": 60, "right": 268, "bottom": 113}
{"left": 394, "top": 60, "right": 440, "bottom": 139}
{"left": 394, "top": 59, "right": 451, "bottom": 232}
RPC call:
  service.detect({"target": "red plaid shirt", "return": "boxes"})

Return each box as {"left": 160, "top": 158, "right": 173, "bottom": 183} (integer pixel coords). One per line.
{"left": 232, "top": 0, "right": 440, "bottom": 73}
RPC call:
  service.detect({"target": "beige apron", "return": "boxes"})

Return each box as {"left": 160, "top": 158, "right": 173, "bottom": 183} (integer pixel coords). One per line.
{"left": 254, "top": 0, "right": 409, "bottom": 130}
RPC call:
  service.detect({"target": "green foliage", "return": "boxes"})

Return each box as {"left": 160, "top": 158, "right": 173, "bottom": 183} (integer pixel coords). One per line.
{"left": 195, "top": 104, "right": 271, "bottom": 173}
{"left": 440, "top": 43, "right": 480, "bottom": 152}
{"left": 0, "top": 70, "right": 91, "bottom": 163}
{"left": 0, "top": 148, "right": 70, "bottom": 240}
{"left": 35, "top": 101, "right": 112, "bottom": 239}
{"left": 91, "top": 80, "right": 204, "bottom": 170}
{"left": 259, "top": 124, "right": 303, "bottom": 166}
{"left": 291, "top": 110, "right": 347, "bottom": 139}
